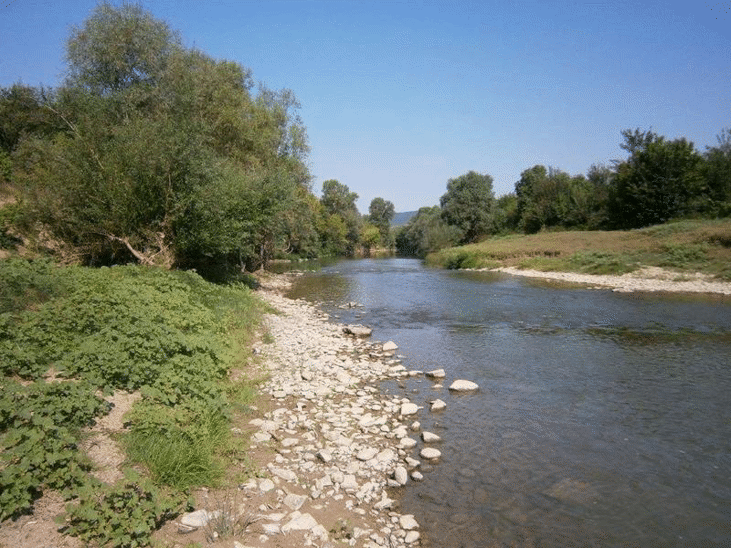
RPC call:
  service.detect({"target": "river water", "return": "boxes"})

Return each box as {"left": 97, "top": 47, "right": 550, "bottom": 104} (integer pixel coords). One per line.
{"left": 285, "top": 258, "right": 731, "bottom": 547}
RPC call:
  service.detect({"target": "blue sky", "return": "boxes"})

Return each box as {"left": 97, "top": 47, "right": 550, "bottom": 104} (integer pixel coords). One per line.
{"left": 1, "top": 0, "right": 729, "bottom": 213}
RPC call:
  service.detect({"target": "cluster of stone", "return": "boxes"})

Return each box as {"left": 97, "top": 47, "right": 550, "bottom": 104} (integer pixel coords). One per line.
{"left": 180, "top": 286, "right": 479, "bottom": 547}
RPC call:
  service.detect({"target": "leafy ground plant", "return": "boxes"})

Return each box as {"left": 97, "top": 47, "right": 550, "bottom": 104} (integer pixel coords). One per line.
{"left": 0, "top": 259, "right": 265, "bottom": 544}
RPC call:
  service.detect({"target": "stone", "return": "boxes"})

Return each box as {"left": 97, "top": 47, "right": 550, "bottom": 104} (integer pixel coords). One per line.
{"left": 343, "top": 324, "right": 372, "bottom": 337}
{"left": 422, "top": 431, "right": 442, "bottom": 443}
{"left": 411, "top": 471, "right": 424, "bottom": 481}
{"left": 400, "top": 402, "right": 420, "bottom": 416}
{"left": 399, "top": 437, "right": 417, "bottom": 449}
{"left": 425, "top": 369, "right": 446, "bottom": 379}
{"left": 316, "top": 449, "right": 332, "bottom": 463}
{"left": 180, "top": 509, "right": 219, "bottom": 528}
{"left": 283, "top": 493, "right": 307, "bottom": 511}
{"left": 270, "top": 467, "right": 297, "bottom": 482}
{"left": 357, "top": 447, "right": 378, "bottom": 461}
{"left": 420, "top": 447, "right": 442, "bottom": 460}
{"left": 430, "top": 399, "right": 447, "bottom": 411}
{"left": 405, "top": 531, "right": 421, "bottom": 543}
{"left": 394, "top": 466, "right": 408, "bottom": 485}
{"left": 382, "top": 341, "right": 398, "bottom": 352}
{"left": 399, "top": 514, "right": 419, "bottom": 530}
{"left": 281, "top": 512, "right": 319, "bottom": 532}
{"left": 449, "top": 379, "right": 479, "bottom": 391}
{"left": 258, "top": 478, "right": 275, "bottom": 492}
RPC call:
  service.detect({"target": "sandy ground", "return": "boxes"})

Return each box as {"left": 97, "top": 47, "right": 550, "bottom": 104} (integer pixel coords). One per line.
{"left": 488, "top": 266, "right": 731, "bottom": 295}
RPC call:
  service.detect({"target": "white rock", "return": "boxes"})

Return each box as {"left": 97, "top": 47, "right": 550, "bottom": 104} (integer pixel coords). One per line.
{"left": 420, "top": 447, "right": 442, "bottom": 460}
{"left": 411, "top": 471, "right": 424, "bottom": 481}
{"left": 270, "top": 468, "right": 297, "bottom": 482}
{"left": 400, "top": 402, "right": 420, "bottom": 416}
{"left": 282, "top": 512, "right": 319, "bottom": 532}
{"left": 382, "top": 341, "right": 398, "bottom": 352}
{"left": 180, "top": 509, "right": 219, "bottom": 528}
{"left": 258, "top": 478, "right": 275, "bottom": 492}
{"left": 316, "top": 449, "right": 332, "bottom": 463}
{"left": 425, "top": 369, "right": 446, "bottom": 378}
{"left": 399, "top": 437, "right": 417, "bottom": 449}
{"left": 357, "top": 447, "right": 378, "bottom": 461}
{"left": 283, "top": 493, "right": 307, "bottom": 511}
{"left": 394, "top": 466, "right": 408, "bottom": 485}
{"left": 449, "top": 379, "right": 479, "bottom": 391}
{"left": 430, "top": 399, "right": 447, "bottom": 411}
{"left": 422, "top": 431, "right": 442, "bottom": 443}
{"left": 399, "top": 514, "right": 419, "bottom": 530}
{"left": 405, "top": 530, "right": 421, "bottom": 543}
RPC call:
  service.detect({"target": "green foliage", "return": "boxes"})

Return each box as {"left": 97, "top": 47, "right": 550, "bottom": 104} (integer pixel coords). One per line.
{"left": 440, "top": 170, "right": 495, "bottom": 243}
{"left": 395, "top": 206, "right": 462, "bottom": 257}
{"left": 610, "top": 129, "right": 704, "bottom": 228}
{"left": 658, "top": 243, "right": 709, "bottom": 269}
{"left": 65, "top": 474, "right": 182, "bottom": 548}
{"left": 319, "top": 179, "right": 361, "bottom": 255}
{"left": 11, "top": 3, "right": 313, "bottom": 269}
{"left": 0, "top": 388, "right": 97, "bottom": 519}
{"left": 0, "top": 259, "right": 263, "bottom": 532}
{"left": 368, "top": 197, "right": 395, "bottom": 246}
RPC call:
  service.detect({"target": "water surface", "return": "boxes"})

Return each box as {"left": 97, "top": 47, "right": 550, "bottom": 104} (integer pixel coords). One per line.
{"left": 287, "top": 258, "right": 731, "bottom": 547}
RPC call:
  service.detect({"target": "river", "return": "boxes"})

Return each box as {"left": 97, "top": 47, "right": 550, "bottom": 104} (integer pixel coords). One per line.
{"left": 285, "top": 258, "right": 731, "bottom": 547}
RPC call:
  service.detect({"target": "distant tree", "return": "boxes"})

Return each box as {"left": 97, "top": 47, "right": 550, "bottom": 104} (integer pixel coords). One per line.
{"left": 703, "top": 128, "right": 731, "bottom": 216}
{"left": 320, "top": 179, "right": 361, "bottom": 254}
{"left": 359, "top": 222, "right": 381, "bottom": 256}
{"left": 492, "top": 193, "right": 520, "bottom": 233}
{"left": 610, "top": 129, "right": 704, "bottom": 228}
{"left": 439, "top": 171, "right": 495, "bottom": 243}
{"left": 368, "top": 197, "right": 395, "bottom": 247}
{"left": 395, "top": 206, "right": 461, "bottom": 257}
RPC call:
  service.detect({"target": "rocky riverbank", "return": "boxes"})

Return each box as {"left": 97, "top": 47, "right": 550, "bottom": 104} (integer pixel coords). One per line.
{"left": 170, "top": 274, "right": 461, "bottom": 548}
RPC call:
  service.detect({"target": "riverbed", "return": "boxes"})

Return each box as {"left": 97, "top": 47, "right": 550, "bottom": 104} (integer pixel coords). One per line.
{"left": 286, "top": 258, "right": 731, "bottom": 547}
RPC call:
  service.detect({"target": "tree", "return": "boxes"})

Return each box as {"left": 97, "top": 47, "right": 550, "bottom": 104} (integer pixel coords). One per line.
{"left": 395, "top": 206, "right": 461, "bottom": 257}
{"left": 703, "top": 128, "right": 731, "bottom": 215}
{"left": 610, "top": 129, "right": 704, "bottom": 228}
{"left": 12, "top": 3, "right": 313, "bottom": 270}
{"left": 439, "top": 171, "right": 495, "bottom": 243}
{"left": 65, "top": 2, "right": 181, "bottom": 95}
{"left": 368, "top": 197, "right": 395, "bottom": 247}
{"left": 320, "top": 179, "right": 361, "bottom": 254}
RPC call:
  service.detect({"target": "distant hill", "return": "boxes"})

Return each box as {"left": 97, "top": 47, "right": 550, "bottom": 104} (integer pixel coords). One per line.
{"left": 391, "top": 211, "right": 418, "bottom": 227}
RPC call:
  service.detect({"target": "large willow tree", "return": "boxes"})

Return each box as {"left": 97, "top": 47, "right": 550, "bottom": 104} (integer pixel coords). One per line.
{"left": 13, "top": 2, "right": 313, "bottom": 269}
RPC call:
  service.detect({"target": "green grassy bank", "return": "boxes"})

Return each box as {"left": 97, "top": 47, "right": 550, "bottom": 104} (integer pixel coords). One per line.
{"left": 0, "top": 259, "right": 266, "bottom": 547}
{"left": 427, "top": 219, "right": 731, "bottom": 279}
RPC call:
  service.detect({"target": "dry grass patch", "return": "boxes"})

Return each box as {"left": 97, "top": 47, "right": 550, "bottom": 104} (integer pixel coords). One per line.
{"left": 428, "top": 219, "right": 731, "bottom": 278}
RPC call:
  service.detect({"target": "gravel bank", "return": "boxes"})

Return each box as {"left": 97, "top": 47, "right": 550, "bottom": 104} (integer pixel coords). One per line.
{"left": 491, "top": 266, "right": 731, "bottom": 295}
{"left": 169, "top": 275, "right": 442, "bottom": 548}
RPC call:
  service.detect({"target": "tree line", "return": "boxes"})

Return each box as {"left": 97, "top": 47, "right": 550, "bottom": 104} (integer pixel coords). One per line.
{"left": 396, "top": 128, "right": 731, "bottom": 257}
{"left": 0, "top": 3, "right": 396, "bottom": 275}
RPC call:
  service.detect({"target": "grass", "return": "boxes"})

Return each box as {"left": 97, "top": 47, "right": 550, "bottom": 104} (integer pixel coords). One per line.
{"left": 427, "top": 218, "right": 731, "bottom": 279}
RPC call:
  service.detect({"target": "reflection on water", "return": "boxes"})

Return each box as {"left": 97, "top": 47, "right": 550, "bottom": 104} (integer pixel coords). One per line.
{"left": 286, "top": 258, "right": 731, "bottom": 547}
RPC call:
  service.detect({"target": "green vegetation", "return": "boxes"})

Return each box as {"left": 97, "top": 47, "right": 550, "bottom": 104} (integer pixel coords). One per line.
{"left": 396, "top": 128, "right": 730, "bottom": 261}
{"left": 426, "top": 219, "right": 731, "bottom": 279}
{"left": 0, "top": 3, "right": 398, "bottom": 271}
{"left": 0, "top": 259, "right": 265, "bottom": 545}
